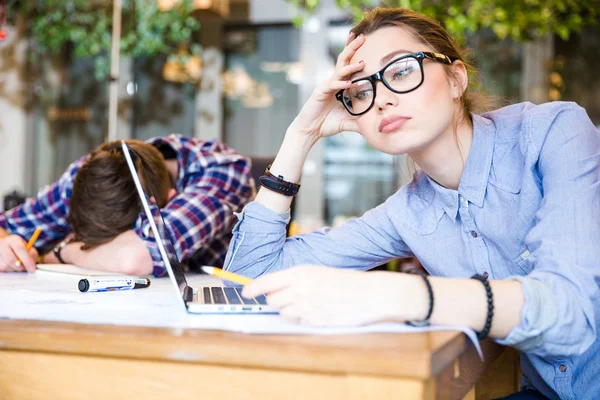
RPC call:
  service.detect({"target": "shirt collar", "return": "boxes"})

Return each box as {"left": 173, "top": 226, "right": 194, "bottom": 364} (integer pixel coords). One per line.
{"left": 459, "top": 114, "right": 495, "bottom": 208}
{"left": 424, "top": 114, "right": 495, "bottom": 220}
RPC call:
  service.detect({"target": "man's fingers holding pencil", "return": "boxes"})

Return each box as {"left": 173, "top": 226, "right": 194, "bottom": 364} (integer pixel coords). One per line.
{"left": 0, "top": 235, "right": 37, "bottom": 272}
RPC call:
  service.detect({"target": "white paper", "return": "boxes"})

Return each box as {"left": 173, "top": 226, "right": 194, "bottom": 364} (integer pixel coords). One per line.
{"left": 0, "top": 272, "right": 482, "bottom": 358}
{"left": 36, "top": 264, "right": 134, "bottom": 277}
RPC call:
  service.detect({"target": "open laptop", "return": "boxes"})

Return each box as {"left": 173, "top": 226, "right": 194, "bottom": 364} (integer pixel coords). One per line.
{"left": 121, "top": 141, "right": 277, "bottom": 314}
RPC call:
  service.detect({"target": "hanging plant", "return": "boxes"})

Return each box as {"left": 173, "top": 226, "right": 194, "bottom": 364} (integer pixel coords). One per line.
{"left": 288, "top": 0, "right": 598, "bottom": 43}
{"left": 8, "top": 0, "right": 201, "bottom": 80}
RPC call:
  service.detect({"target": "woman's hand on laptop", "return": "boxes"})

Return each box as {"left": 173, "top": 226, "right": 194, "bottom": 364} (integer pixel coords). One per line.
{"left": 0, "top": 235, "right": 38, "bottom": 272}
{"left": 242, "top": 265, "right": 407, "bottom": 327}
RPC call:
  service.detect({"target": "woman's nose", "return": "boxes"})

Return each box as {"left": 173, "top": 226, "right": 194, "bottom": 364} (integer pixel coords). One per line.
{"left": 374, "top": 81, "right": 399, "bottom": 111}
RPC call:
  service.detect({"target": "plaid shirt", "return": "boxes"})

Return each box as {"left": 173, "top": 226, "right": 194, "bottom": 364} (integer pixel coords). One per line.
{"left": 0, "top": 134, "right": 255, "bottom": 277}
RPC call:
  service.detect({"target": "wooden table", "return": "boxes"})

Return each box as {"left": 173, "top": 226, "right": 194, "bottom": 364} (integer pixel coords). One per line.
{"left": 0, "top": 319, "right": 519, "bottom": 400}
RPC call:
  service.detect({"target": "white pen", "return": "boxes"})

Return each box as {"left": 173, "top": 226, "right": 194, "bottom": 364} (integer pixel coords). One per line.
{"left": 78, "top": 278, "right": 151, "bottom": 293}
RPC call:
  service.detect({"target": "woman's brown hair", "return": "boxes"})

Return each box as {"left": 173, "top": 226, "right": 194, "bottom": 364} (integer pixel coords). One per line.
{"left": 351, "top": 7, "right": 499, "bottom": 122}
{"left": 68, "top": 140, "right": 172, "bottom": 250}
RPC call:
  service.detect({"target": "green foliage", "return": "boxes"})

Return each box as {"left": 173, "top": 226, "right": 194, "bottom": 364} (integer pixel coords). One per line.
{"left": 289, "top": 0, "right": 598, "bottom": 42}
{"left": 13, "top": 0, "right": 201, "bottom": 79}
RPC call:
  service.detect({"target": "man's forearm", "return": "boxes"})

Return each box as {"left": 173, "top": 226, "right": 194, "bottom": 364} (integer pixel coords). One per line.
{"left": 50, "top": 230, "right": 153, "bottom": 275}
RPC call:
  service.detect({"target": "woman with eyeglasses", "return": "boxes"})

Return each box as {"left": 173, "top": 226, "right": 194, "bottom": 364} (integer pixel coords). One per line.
{"left": 223, "top": 7, "right": 600, "bottom": 399}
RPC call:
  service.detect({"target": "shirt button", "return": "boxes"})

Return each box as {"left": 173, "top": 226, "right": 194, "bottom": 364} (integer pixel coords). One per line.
{"left": 559, "top": 364, "right": 567, "bottom": 372}
{"left": 471, "top": 231, "right": 478, "bottom": 238}
{"left": 460, "top": 196, "right": 466, "bottom": 205}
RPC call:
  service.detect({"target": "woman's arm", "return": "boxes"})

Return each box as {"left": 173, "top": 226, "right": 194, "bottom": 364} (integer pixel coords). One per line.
{"left": 242, "top": 265, "right": 523, "bottom": 337}
{"left": 243, "top": 103, "right": 600, "bottom": 355}
{"left": 254, "top": 33, "right": 366, "bottom": 214}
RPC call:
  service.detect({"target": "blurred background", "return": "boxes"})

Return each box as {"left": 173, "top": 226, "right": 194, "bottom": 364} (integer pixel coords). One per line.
{"left": 0, "top": 0, "right": 598, "bottom": 234}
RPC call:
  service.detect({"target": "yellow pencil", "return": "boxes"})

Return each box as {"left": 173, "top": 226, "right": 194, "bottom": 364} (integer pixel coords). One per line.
{"left": 15, "top": 227, "right": 42, "bottom": 267}
{"left": 26, "top": 227, "right": 42, "bottom": 251}
{"left": 201, "top": 266, "right": 253, "bottom": 285}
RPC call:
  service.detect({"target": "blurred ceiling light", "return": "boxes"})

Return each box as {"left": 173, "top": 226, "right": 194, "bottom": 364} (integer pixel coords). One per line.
{"left": 286, "top": 63, "right": 303, "bottom": 85}
{"left": 303, "top": 16, "right": 321, "bottom": 33}
{"left": 258, "top": 61, "right": 304, "bottom": 85}
{"left": 222, "top": 65, "right": 253, "bottom": 99}
{"left": 157, "top": 0, "right": 229, "bottom": 18}
{"left": 242, "top": 82, "right": 273, "bottom": 109}
{"left": 162, "top": 46, "right": 203, "bottom": 83}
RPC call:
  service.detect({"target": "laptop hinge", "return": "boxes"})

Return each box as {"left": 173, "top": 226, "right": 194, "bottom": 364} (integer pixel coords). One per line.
{"left": 182, "top": 285, "right": 194, "bottom": 302}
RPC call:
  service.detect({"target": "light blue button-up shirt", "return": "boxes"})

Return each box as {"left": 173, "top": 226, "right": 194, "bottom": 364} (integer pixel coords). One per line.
{"left": 224, "top": 102, "right": 600, "bottom": 400}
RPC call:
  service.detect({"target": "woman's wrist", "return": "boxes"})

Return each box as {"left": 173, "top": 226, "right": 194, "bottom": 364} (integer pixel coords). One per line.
{"left": 284, "top": 125, "right": 319, "bottom": 152}
{"left": 373, "top": 272, "right": 430, "bottom": 323}
{"left": 268, "top": 129, "right": 316, "bottom": 182}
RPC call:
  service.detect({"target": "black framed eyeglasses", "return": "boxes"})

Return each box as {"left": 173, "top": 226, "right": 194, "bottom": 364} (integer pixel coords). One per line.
{"left": 335, "top": 51, "right": 453, "bottom": 116}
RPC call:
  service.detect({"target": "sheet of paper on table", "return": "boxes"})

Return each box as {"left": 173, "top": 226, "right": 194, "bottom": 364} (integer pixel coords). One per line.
{"left": 0, "top": 272, "right": 482, "bottom": 358}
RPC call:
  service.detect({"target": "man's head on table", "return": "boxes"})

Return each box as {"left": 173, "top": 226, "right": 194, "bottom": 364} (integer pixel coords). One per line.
{"left": 69, "top": 140, "right": 177, "bottom": 250}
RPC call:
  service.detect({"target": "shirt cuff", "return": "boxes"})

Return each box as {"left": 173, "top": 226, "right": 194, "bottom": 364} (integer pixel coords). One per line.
{"left": 233, "top": 201, "right": 290, "bottom": 233}
{"left": 144, "top": 239, "right": 168, "bottom": 277}
{"left": 495, "top": 275, "right": 558, "bottom": 351}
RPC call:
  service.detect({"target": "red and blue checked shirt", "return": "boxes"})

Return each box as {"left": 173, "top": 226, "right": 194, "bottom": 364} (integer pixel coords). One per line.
{"left": 0, "top": 134, "right": 255, "bottom": 277}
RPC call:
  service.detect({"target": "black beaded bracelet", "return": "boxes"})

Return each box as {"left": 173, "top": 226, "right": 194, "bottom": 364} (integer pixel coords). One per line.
{"left": 405, "top": 268, "right": 434, "bottom": 327}
{"left": 471, "top": 274, "right": 494, "bottom": 340}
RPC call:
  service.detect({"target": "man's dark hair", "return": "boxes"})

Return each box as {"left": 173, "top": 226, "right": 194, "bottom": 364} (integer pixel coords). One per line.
{"left": 68, "top": 140, "right": 171, "bottom": 250}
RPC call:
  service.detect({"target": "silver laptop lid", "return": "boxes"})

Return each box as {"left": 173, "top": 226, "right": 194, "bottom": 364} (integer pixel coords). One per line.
{"left": 121, "top": 141, "right": 189, "bottom": 304}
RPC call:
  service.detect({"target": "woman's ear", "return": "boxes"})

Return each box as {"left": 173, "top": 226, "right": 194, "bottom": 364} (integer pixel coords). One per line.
{"left": 449, "top": 60, "right": 468, "bottom": 99}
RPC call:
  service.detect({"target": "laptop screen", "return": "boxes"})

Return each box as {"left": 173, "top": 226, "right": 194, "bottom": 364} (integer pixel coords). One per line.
{"left": 121, "top": 141, "right": 188, "bottom": 295}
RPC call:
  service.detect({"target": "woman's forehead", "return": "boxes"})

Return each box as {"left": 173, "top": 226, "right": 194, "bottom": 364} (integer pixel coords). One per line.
{"left": 350, "top": 26, "right": 425, "bottom": 66}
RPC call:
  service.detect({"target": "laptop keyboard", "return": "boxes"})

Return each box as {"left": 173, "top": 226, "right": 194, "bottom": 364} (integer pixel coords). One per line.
{"left": 202, "top": 287, "right": 267, "bottom": 305}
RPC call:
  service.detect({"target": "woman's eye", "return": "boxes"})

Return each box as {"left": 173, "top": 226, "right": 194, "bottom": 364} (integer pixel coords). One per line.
{"left": 354, "top": 90, "right": 372, "bottom": 100}
{"left": 392, "top": 67, "right": 412, "bottom": 79}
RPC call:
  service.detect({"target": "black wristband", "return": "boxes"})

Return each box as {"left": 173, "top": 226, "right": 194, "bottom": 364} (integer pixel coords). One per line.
{"left": 405, "top": 268, "right": 434, "bottom": 327}
{"left": 53, "top": 236, "right": 75, "bottom": 264}
{"left": 471, "top": 274, "right": 494, "bottom": 340}
{"left": 258, "top": 165, "right": 301, "bottom": 197}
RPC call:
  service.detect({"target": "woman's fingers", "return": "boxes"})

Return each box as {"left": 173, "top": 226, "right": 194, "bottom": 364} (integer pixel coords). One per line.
{"left": 266, "top": 288, "right": 297, "bottom": 309}
{"left": 335, "top": 61, "right": 365, "bottom": 82}
{"left": 242, "top": 270, "right": 294, "bottom": 298}
{"left": 345, "top": 31, "right": 356, "bottom": 47}
{"left": 336, "top": 33, "right": 365, "bottom": 70}
{"left": 313, "top": 62, "right": 364, "bottom": 100}
{"left": 278, "top": 304, "right": 304, "bottom": 323}
{"left": 339, "top": 118, "right": 360, "bottom": 134}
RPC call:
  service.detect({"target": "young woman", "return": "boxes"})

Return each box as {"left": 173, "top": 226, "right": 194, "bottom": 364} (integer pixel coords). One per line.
{"left": 223, "top": 8, "right": 600, "bottom": 399}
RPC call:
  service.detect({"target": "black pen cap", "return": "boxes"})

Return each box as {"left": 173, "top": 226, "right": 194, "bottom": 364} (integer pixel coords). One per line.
{"left": 78, "top": 279, "right": 90, "bottom": 292}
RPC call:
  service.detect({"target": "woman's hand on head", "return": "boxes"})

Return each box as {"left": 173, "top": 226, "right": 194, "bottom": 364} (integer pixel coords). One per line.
{"left": 242, "top": 265, "right": 401, "bottom": 327}
{"left": 288, "top": 33, "right": 366, "bottom": 141}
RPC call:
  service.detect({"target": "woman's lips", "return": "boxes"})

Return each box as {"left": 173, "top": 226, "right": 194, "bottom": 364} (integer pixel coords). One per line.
{"left": 379, "top": 116, "right": 411, "bottom": 133}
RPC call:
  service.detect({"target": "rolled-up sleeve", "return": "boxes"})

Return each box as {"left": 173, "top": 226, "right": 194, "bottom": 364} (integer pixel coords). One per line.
{"left": 223, "top": 193, "right": 413, "bottom": 280}
{"left": 497, "top": 104, "right": 600, "bottom": 358}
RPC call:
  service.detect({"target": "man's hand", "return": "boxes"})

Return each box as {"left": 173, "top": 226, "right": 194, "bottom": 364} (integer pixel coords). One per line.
{"left": 0, "top": 235, "right": 38, "bottom": 272}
